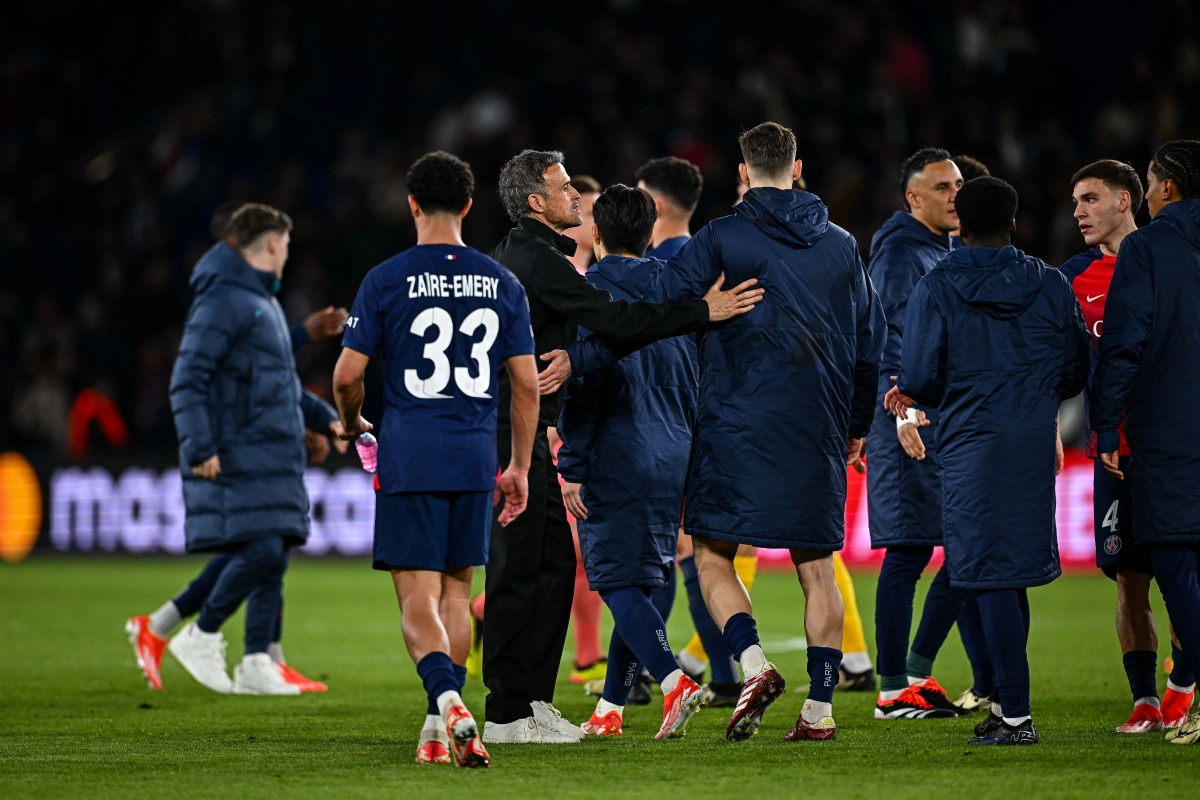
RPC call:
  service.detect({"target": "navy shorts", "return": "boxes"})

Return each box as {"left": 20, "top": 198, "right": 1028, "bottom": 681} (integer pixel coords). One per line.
{"left": 373, "top": 490, "right": 492, "bottom": 572}
{"left": 1094, "top": 457, "right": 1152, "bottom": 579}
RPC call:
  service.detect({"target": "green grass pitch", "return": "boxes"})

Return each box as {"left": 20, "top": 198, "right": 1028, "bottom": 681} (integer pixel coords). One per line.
{"left": 1, "top": 557, "right": 1195, "bottom": 798}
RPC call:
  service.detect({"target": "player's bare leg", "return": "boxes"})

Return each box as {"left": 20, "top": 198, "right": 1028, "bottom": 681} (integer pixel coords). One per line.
{"left": 1113, "top": 569, "right": 1163, "bottom": 733}
{"left": 693, "top": 536, "right": 784, "bottom": 741}
{"left": 785, "top": 551, "right": 843, "bottom": 741}
{"left": 394, "top": 568, "right": 488, "bottom": 768}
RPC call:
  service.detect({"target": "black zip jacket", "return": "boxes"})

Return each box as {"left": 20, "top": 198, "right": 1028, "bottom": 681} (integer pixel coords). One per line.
{"left": 490, "top": 217, "right": 708, "bottom": 425}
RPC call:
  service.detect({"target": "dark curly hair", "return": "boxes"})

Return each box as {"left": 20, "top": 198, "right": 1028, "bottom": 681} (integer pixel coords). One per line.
{"left": 952, "top": 154, "right": 990, "bottom": 183}
{"left": 1150, "top": 140, "right": 1200, "bottom": 200}
{"left": 592, "top": 184, "right": 657, "bottom": 257}
{"left": 407, "top": 151, "right": 475, "bottom": 214}
{"left": 954, "top": 177, "right": 1019, "bottom": 238}
{"left": 635, "top": 156, "right": 704, "bottom": 216}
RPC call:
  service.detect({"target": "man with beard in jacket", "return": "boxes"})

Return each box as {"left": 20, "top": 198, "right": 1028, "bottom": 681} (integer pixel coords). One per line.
{"left": 605, "top": 122, "right": 885, "bottom": 742}
{"left": 1092, "top": 139, "right": 1200, "bottom": 745}
{"left": 867, "top": 148, "right": 970, "bottom": 720}
{"left": 888, "top": 177, "right": 1090, "bottom": 745}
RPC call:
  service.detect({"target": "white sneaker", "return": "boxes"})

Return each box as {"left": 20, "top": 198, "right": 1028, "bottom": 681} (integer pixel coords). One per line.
{"left": 232, "top": 653, "right": 301, "bottom": 695}
{"left": 531, "top": 701, "right": 585, "bottom": 739}
{"left": 167, "top": 622, "right": 232, "bottom": 694}
{"left": 481, "top": 716, "right": 578, "bottom": 744}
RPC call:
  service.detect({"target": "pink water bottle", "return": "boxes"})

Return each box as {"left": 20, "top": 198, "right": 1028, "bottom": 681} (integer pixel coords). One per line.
{"left": 355, "top": 432, "right": 378, "bottom": 473}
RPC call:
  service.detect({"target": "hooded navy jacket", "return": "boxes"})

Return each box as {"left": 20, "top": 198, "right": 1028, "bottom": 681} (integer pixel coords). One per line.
{"left": 899, "top": 246, "right": 1088, "bottom": 588}
{"left": 170, "top": 242, "right": 317, "bottom": 552}
{"left": 557, "top": 255, "right": 698, "bottom": 591}
{"left": 1091, "top": 199, "right": 1200, "bottom": 545}
{"left": 632, "top": 188, "right": 886, "bottom": 550}
{"left": 866, "top": 211, "right": 952, "bottom": 548}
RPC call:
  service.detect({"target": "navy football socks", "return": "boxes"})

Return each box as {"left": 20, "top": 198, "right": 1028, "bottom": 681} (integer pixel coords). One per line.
{"left": 1171, "top": 640, "right": 1195, "bottom": 688}
{"left": 1122, "top": 650, "right": 1158, "bottom": 702}
{"left": 601, "top": 587, "right": 678, "bottom": 686}
{"left": 601, "top": 630, "right": 640, "bottom": 706}
{"left": 721, "top": 612, "right": 760, "bottom": 662}
{"left": 958, "top": 592, "right": 996, "bottom": 696}
{"left": 416, "top": 652, "right": 460, "bottom": 716}
{"left": 679, "top": 556, "right": 738, "bottom": 684}
{"left": 909, "top": 563, "right": 968, "bottom": 677}
{"left": 1150, "top": 547, "right": 1200, "bottom": 697}
{"left": 875, "top": 547, "right": 933, "bottom": 691}
{"left": 807, "top": 646, "right": 842, "bottom": 703}
{"left": 976, "top": 588, "right": 1032, "bottom": 719}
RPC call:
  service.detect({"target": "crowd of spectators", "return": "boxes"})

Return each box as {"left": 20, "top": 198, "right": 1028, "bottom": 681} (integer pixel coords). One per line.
{"left": 2, "top": 0, "right": 1197, "bottom": 458}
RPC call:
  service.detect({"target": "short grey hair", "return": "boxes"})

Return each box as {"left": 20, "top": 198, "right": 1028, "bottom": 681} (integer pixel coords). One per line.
{"left": 498, "top": 149, "right": 565, "bottom": 221}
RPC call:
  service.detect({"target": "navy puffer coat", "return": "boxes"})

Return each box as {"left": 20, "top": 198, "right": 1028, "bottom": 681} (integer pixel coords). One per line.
{"left": 1091, "top": 199, "right": 1200, "bottom": 545}
{"left": 170, "top": 242, "right": 312, "bottom": 551}
{"left": 899, "top": 246, "right": 1089, "bottom": 588}
{"left": 866, "top": 212, "right": 952, "bottom": 548}
{"left": 557, "top": 255, "right": 698, "bottom": 591}
{"left": 653, "top": 188, "right": 886, "bottom": 551}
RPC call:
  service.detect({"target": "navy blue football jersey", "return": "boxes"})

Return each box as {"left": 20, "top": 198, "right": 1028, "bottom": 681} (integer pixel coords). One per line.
{"left": 343, "top": 244, "right": 534, "bottom": 493}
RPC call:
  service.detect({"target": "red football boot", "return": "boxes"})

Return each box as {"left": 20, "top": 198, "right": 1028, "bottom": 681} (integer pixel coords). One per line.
{"left": 125, "top": 616, "right": 167, "bottom": 690}
{"left": 278, "top": 663, "right": 328, "bottom": 692}
{"left": 1115, "top": 702, "right": 1164, "bottom": 733}
{"left": 415, "top": 726, "right": 452, "bottom": 765}
{"left": 581, "top": 708, "right": 623, "bottom": 736}
{"left": 656, "top": 674, "right": 704, "bottom": 740}
{"left": 1162, "top": 686, "right": 1196, "bottom": 729}
{"left": 784, "top": 709, "right": 837, "bottom": 741}
{"left": 445, "top": 705, "right": 490, "bottom": 768}
{"left": 726, "top": 664, "right": 786, "bottom": 741}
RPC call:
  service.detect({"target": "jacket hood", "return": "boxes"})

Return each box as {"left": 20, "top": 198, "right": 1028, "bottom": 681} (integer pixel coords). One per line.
{"left": 589, "top": 255, "right": 660, "bottom": 300}
{"left": 1153, "top": 197, "right": 1200, "bottom": 248}
{"left": 939, "top": 245, "right": 1045, "bottom": 319}
{"left": 870, "top": 210, "right": 951, "bottom": 261}
{"left": 735, "top": 188, "right": 829, "bottom": 248}
{"left": 190, "top": 241, "right": 273, "bottom": 297}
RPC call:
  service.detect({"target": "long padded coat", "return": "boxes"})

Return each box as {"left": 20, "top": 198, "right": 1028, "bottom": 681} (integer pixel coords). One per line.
{"left": 170, "top": 242, "right": 322, "bottom": 552}
{"left": 899, "top": 245, "right": 1089, "bottom": 588}
{"left": 1091, "top": 199, "right": 1200, "bottom": 545}
{"left": 557, "top": 255, "right": 698, "bottom": 591}
{"left": 865, "top": 211, "right": 953, "bottom": 548}
{"left": 648, "top": 188, "right": 885, "bottom": 551}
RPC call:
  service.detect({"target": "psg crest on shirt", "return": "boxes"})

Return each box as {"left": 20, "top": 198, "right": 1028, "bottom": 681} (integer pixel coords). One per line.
{"left": 1104, "top": 535, "right": 1122, "bottom": 555}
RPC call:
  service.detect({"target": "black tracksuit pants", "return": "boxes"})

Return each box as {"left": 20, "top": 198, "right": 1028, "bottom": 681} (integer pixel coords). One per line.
{"left": 483, "top": 427, "right": 577, "bottom": 724}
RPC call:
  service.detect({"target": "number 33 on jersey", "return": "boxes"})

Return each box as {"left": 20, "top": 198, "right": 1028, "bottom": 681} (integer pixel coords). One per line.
{"left": 342, "top": 245, "right": 534, "bottom": 494}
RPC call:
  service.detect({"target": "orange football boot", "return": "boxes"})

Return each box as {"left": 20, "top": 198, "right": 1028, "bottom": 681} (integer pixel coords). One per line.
{"left": 125, "top": 616, "right": 167, "bottom": 690}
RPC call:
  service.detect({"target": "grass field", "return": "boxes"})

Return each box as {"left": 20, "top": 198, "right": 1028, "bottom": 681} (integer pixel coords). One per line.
{"left": 1, "top": 557, "right": 1195, "bottom": 799}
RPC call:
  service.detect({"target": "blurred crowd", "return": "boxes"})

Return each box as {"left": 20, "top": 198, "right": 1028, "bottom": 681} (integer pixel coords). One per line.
{"left": 2, "top": 0, "right": 1197, "bottom": 457}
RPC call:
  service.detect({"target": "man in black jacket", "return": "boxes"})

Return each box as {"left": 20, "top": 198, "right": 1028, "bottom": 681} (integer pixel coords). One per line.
{"left": 481, "top": 149, "right": 763, "bottom": 743}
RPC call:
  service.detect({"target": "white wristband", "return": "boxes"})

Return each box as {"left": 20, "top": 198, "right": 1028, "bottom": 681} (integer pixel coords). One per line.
{"left": 896, "top": 408, "right": 918, "bottom": 430}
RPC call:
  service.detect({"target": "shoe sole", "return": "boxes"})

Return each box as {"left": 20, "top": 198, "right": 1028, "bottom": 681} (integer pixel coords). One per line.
{"left": 657, "top": 690, "right": 704, "bottom": 740}
{"left": 784, "top": 726, "right": 837, "bottom": 741}
{"left": 450, "top": 722, "right": 491, "bottom": 767}
{"left": 727, "top": 674, "right": 786, "bottom": 741}
{"left": 167, "top": 640, "right": 232, "bottom": 694}
{"left": 232, "top": 684, "right": 301, "bottom": 695}
{"left": 1115, "top": 722, "right": 1163, "bottom": 733}
{"left": 874, "top": 707, "right": 956, "bottom": 720}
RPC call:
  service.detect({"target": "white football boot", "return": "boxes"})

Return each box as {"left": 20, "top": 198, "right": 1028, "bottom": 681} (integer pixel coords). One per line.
{"left": 167, "top": 622, "right": 233, "bottom": 694}
{"left": 232, "top": 653, "right": 301, "bottom": 695}
{"left": 531, "top": 700, "right": 585, "bottom": 739}
{"left": 482, "top": 716, "right": 578, "bottom": 743}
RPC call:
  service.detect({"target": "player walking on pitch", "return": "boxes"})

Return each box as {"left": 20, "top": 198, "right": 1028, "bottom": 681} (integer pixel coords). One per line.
{"left": 333, "top": 152, "right": 540, "bottom": 768}
{"left": 576, "top": 123, "right": 885, "bottom": 740}
{"left": 1059, "top": 159, "right": 1195, "bottom": 734}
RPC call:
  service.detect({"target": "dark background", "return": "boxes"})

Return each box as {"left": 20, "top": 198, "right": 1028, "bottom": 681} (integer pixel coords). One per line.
{"left": 2, "top": 0, "right": 1197, "bottom": 460}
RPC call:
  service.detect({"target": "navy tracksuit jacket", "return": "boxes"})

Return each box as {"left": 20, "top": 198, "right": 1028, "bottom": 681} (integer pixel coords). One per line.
{"left": 898, "top": 245, "right": 1089, "bottom": 588}
{"left": 866, "top": 211, "right": 953, "bottom": 548}
{"left": 557, "top": 255, "right": 698, "bottom": 591}
{"left": 1091, "top": 199, "right": 1200, "bottom": 545}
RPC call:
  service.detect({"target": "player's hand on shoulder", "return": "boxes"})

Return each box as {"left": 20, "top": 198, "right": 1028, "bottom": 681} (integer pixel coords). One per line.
{"left": 704, "top": 272, "right": 765, "bottom": 322}
{"left": 562, "top": 481, "right": 588, "bottom": 520}
{"left": 538, "top": 350, "right": 572, "bottom": 395}
{"left": 191, "top": 454, "right": 221, "bottom": 481}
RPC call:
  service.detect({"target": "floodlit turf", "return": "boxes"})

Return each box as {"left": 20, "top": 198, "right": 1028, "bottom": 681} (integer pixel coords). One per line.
{"left": 0, "top": 557, "right": 1195, "bottom": 798}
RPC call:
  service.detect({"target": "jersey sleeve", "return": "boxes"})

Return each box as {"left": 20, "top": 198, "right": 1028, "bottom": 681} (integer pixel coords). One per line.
{"left": 342, "top": 269, "right": 383, "bottom": 357}
{"left": 499, "top": 274, "right": 536, "bottom": 359}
